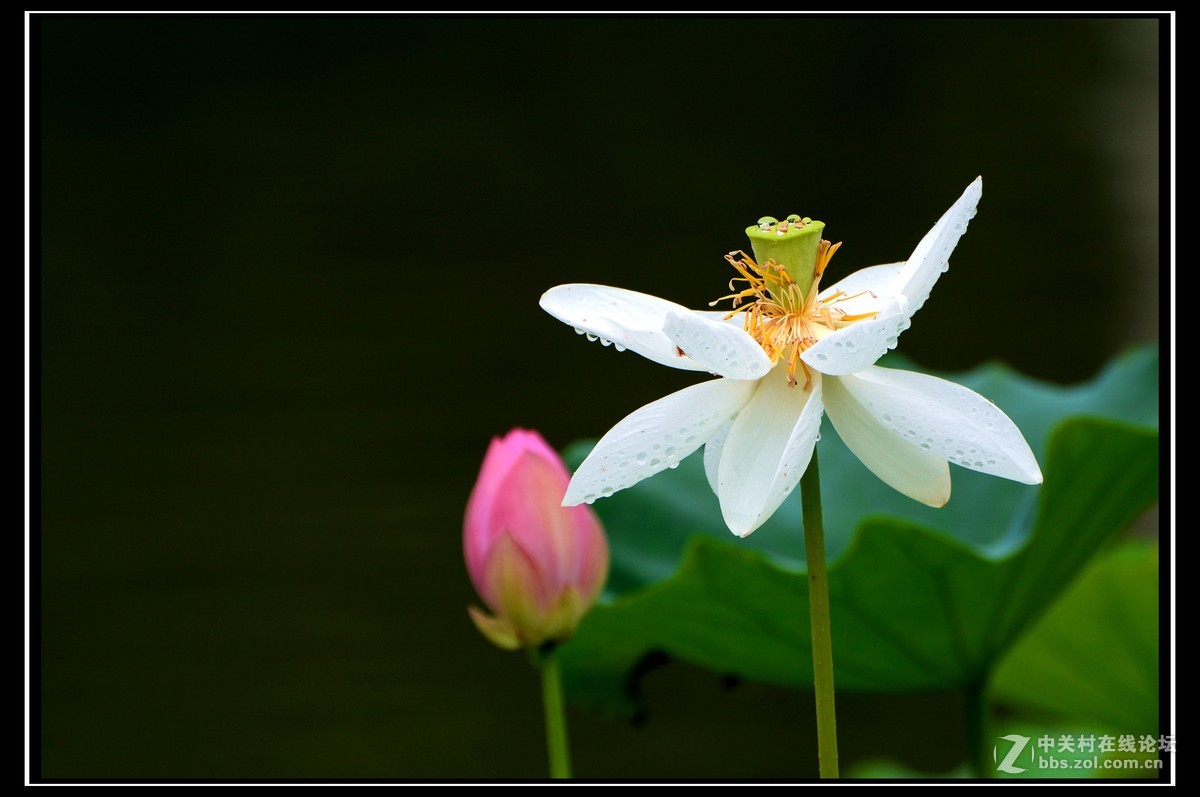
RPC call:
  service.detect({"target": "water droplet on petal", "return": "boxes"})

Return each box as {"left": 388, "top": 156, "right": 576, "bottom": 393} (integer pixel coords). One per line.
{"left": 600, "top": 338, "right": 612, "bottom": 347}
{"left": 601, "top": 486, "right": 614, "bottom": 497}
{"left": 614, "top": 343, "right": 627, "bottom": 352}
{"left": 574, "top": 328, "right": 585, "bottom": 335}
{"left": 585, "top": 333, "right": 598, "bottom": 342}
{"left": 668, "top": 462, "right": 679, "bottom": 469}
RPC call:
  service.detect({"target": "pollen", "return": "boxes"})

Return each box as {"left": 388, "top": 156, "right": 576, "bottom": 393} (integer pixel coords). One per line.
{"left": 709, "top": 239, "right": 877, "bottom": 389}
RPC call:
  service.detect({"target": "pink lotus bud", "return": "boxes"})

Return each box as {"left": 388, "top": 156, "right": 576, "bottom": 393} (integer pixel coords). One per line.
{"left": 464, "top": 429, "right": 609, "bottom": 650}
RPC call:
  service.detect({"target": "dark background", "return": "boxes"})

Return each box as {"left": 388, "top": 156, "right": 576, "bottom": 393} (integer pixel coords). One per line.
{"left": 37, "top": 14, "right": 1161, "bottom": 780}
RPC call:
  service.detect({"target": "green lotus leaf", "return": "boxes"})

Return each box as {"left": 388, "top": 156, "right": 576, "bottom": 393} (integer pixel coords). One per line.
{"left": 559, "top": 348, "right": 1159, "bottom": 715}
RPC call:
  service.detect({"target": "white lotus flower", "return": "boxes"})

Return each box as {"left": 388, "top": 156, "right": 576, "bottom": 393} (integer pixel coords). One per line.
{"left": 540, "top": 178, "right": 1042, "bottom": 538}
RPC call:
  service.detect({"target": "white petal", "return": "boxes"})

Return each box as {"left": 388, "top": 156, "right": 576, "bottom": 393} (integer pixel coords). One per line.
{"left": 892, "top": 177, "right": 983, "bottom": 315}
{"left": 800, "top": 296, "right": 912, "bottom": 376}
{"left": 539, "top": 284, "right": 708, "bottom": 372}
{"left": 717, "top": 369, "right": 824, "bottom": 537}
{"left": 695, "top": 309, "right": 751, "bottom": 327}
{"left": 663, "top": 309, "right": 773, "bottom": 381}
{"left": 832, "top": 365, "right": 1042, "bottom": 484}
{"left": 703, "top": 421, "right": 732, "bottom": 495}
{"left": 563, "top": 378, "right": 756, "bottom": 506}
{"left": 823, "top": 375, "right": 951, "bottom": 507}
{"left": 819, "top": 262, "right": 906, "bottom": 315}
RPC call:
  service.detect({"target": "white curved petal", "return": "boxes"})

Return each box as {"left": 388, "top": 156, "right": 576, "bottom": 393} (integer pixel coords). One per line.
{"left": 800, "top": 296, "right": 912, "bottom": 376}
{"left": 563, "top": 378, "right": 756, "bottom": 506}
{"left": 695, "top": 310, "right": 751, "bottom": 327}
{"left": 834, "top": 365, "right": 1042, "bottom": 484}
{"left": 717, "top": 369, "right": 824, "bottom": 537}
{"left": 892, "top": 177, "right": 983, "bottom": 315}
{"left": 823, "top": 375, "right": 951, "bottom": 507}
{"left": 663, "top": 309, "right": 773, "bottom": 381}
{"left": 539, "top": 284, "right": 708, "bottom": 372}
{"left": 819, "top": 262, "right": 906, "bottom": 315}
{"left": 703, "top": 421, "right": 732, "bottom": 495}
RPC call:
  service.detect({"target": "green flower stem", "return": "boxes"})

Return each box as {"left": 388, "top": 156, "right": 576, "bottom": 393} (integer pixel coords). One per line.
{"left": 800, "top": 449, "right": 839, "bottom": 778}
{"left": 965, "top": 679, "right": 989, "bottom": 778}
{"left": 538, "top": 643, "right": 572, "bottom": 779}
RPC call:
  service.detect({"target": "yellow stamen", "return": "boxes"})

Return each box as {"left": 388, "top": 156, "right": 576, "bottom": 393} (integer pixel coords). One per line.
{"left": 836, "top": 311, "right": 881, "bottom": 323}
{"left": 712, "top": 240, "right": 880, "bottom": 389}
